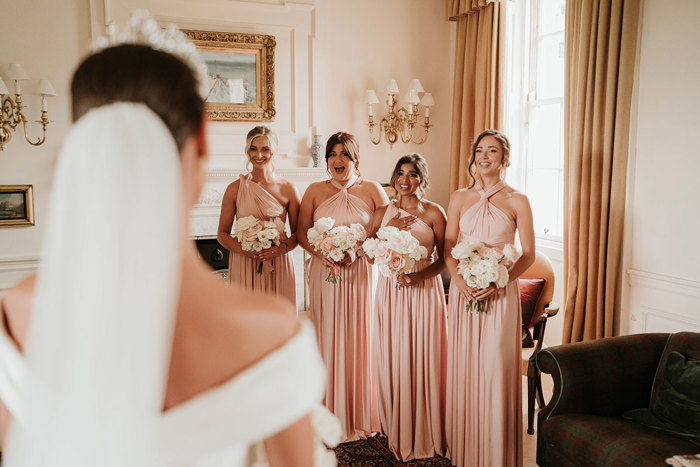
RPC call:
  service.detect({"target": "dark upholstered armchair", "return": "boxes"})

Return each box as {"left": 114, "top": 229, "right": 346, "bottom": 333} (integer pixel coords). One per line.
{"left": 536, "top": 332, "right": 700, "bottom": 466}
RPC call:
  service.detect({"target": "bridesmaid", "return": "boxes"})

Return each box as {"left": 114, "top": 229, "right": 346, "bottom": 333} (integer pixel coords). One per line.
{"left": 218, "top": 126, "right": 299, "bottom": 306}
{"left": 297, "top": 131, "right": 389, "bottom": 442}
{"left": 370, "top": 153, "right": 448, "bottom": 461}
{"left": 444, "top": 129, "right": 535, "bottom": 467}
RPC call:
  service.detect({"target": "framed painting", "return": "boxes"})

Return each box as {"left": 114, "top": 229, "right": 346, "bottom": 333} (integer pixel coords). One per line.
{"left": 0, "top": 185, "right": 34, "bottom": 227}
{"left": 184, "top": 29, "right": 276, "bottom": 122}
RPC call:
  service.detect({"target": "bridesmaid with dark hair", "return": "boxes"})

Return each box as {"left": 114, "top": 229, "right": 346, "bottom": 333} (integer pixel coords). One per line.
{"left": 297, "top": 132, "right": 389, "bottom": 442}
{"left": 369, "top": 153, "right": 448, "bottom": 461}
{"left": 217, "top": 126, "right": 299, "bottom": 306}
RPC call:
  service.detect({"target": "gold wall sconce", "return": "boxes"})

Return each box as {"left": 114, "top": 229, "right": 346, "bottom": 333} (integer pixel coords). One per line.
{"left": 0, "top": 64, "right": 56, "bottom": 151}
{"left": 366, "top": 79, "right": 434, "bottom": 148}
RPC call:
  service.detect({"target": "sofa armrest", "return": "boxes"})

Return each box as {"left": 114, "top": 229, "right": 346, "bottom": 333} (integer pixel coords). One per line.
{"left": 537, "top": 333, "right": 669, "bottom": 421}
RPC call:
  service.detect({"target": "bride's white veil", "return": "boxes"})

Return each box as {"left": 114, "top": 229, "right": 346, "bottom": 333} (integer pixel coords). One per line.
{"left": 3, "top": 102, "right": 182, "bottom": 466}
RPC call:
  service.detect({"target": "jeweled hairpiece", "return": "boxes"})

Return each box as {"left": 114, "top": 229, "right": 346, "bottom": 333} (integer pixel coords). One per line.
{"left": 92, "top": 11, "right": 209, "bottom": 99}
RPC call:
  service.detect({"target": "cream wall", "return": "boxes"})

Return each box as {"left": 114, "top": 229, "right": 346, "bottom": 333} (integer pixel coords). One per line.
{"left": 622, "top": 0, "right": 700, "bottom": 334}
{"left": 314, "top": 0, "right": 453, "bottom": 207}
{"left": 0, "top": 0, "right": 90, "bottom": 291}
{"left": 0, "top": 0, "right": 454, "bottom": 292}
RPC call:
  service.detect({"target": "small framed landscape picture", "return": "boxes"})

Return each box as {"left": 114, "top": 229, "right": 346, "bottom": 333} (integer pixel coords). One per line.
{"left": 183, "top": 29, "right": 276, "bottom": 122}
{"left": 0, "top": 185, "right": 35, "bottom": 227}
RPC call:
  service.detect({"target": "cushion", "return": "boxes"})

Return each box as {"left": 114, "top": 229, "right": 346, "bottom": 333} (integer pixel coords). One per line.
{"left": 543, "top": 414, "right": 698, "bottom": 466}
{"left": 624, "top": 351, "right": 700, "bottom": 446}
{"left": 519, "top": 278, "right": 545, "bottom": 347}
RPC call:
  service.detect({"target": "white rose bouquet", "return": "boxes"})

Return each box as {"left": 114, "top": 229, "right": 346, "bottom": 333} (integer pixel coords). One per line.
{"left": 307, "top": 217, "right": 367, "bottom": 284}
{"left": 451, "top": 240, "right": 520, "bottom": 312}
{"left": 233, "top": 207, "right": 286, "bottom": 274}
{"left": 362, "top": 226, "right": 429, "bottom": 279}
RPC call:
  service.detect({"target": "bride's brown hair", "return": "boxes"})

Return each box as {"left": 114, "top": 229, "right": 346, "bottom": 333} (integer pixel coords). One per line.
{"left": 71, "top": 44, "right": 204, "bottom": 151}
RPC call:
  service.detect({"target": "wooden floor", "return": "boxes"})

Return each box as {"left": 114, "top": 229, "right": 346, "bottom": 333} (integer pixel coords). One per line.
{"left": 335, "top": 375, "right": 554, "bottom": 467}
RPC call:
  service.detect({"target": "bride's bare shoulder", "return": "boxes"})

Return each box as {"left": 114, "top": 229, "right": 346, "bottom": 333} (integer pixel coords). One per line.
{"left": 1, "top": 274, "right": 37, "bottom": 350}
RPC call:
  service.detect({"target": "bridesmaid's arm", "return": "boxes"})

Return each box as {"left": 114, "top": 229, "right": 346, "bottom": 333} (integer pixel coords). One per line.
{"left": 217, "top": 180, "right": 255, "bottom": 259}
{"left": 283, "top": 183, "right": 301, "bottom": 252}
{"left": 402, "top": 203, "right": 447, "bottom": 285}
{"left": 297, "top": 183, "right": 335, "bottom": 267}
{"left": 368, "top": 204, "right": 389, "bottom": 238}
{"left": 263, "top": 414, "right": 314, "bottom": 467}
{"left": 506, "top": 193, "right": 536, "bottom": 282}
{"left": 444, "top": 191, "right": 474, "bottom": 301}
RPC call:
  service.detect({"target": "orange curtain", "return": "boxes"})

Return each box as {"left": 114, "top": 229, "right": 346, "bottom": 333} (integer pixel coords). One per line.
{"left": 447, "top": 0, "right": 506, "bottom": 191}
{"left": 563, "top": 0, "right": 641, "bottom": 342}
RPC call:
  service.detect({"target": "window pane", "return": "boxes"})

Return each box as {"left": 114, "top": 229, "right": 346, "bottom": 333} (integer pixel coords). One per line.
{"left": 526, "top": 168, "right": 563, "bottom": 238}
{"left": 536, "top": 33, "right": 565, "bottom": 99}
{"left": 539, "top": 0, "right": 565, "bottom": 35}
{"left": 528, "top": 102, "right": 562, "bottom": 169}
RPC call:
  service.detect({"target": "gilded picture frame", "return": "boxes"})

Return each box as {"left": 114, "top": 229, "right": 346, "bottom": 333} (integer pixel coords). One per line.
{"left": 184, "top": 29, "right": 276, "bottom": 122}
{"left": 0, "top": 185, "right": 35, "bottom": 227}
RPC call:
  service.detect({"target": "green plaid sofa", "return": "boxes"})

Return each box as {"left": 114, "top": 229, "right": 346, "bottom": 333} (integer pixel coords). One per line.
{"left": 536, "top": 332, "right": 700, "bottom": 466}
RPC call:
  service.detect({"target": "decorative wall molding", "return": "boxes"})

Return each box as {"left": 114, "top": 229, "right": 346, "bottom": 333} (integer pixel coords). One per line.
{"left": 626, "top": 268, "right": 700, "bottom": 334}
{"left": 627, "top": 268, "right": 700, "bottom": 299}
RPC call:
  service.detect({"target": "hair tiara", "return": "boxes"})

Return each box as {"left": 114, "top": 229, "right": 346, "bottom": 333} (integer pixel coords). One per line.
{"left": 92, "top": 10, "right": 210, "bottom": 99}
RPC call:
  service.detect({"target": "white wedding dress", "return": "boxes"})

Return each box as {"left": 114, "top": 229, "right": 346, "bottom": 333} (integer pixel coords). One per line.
{"left": 0, "top": 319, "right": 326, "bottom": 467}
{"left": 0, "top": 103, "right": 330, "bottom": 466}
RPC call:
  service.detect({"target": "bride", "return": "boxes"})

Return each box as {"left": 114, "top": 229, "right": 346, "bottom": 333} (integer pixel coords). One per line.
{"left": 0, "top": 14, "right": 331, "bottom": 467}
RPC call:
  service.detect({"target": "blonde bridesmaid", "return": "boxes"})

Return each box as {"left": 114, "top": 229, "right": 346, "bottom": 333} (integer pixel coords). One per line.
{"left": 370, "top": 153, "right": 448, "bottom": 461}
{"left": 298, "top": 132, "right": 388, "bottom": 442}
{"left": 444, "top": 130, "right": 535, "bottom": 467}
{"left": 218, "top": 126, "right": 299, "bottom": 306}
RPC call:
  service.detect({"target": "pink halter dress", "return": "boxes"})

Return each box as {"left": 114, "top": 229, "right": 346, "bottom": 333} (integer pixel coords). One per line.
{"left": 446, "top": 180, "right": 522, "bottom": 467}
{"left": 374, "top": 200, "right": 448, "bottom": 461}
{"left": 308, "top": 177, "right": 379, "bottom": 442}
{"left": 228, "top": 175, "right": 296, "bottom": 306}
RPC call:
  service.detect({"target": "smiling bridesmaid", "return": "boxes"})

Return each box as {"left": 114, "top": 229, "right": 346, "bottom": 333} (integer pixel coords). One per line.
{"left": 370, "top": 153, "right": 448, "bottom": 461}
{"left": 217, "top": 126, "right": 299, "bottom": 306}
{"left": 297, "top": 131, "right": 389, "bottom": 442}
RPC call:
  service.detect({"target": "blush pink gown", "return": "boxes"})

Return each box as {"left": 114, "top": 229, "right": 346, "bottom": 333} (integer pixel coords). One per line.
{"left": 308, "top": 178, "right": 379, "bottom": 442}
{"left": 374, "top": 201, "right": 447, "bottom": 461}
{"left": 228, "top": 175, "right": 296, "bottom": 306}
{"left": 446, "top": 180, "right": 522, "bottom": 467}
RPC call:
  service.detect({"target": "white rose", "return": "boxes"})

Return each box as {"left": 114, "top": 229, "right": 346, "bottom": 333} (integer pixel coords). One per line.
{"left": 307, "top": 228, "right": 320, "bottom": 244}
{"left": 329, "top": 248, "right": 344, "bottom": 262}
{"left": 495, "top": 264, "right": 509, "bottom": 288}
{"left": 314, "top": 217, "right": 335, "bottom": 234}
{"left": 234, "top": 215, "right": 259, "bottom": 234}
{"left": 362, "top": 238, "right": 379, "bottom": 257}
{"left": 376, "top": 226, "right": 399, "bottom": 240}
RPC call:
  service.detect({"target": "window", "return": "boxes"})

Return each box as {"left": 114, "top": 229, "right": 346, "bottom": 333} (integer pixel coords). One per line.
{"left": 505, "top": 0, "right": 566, "bottom": 246}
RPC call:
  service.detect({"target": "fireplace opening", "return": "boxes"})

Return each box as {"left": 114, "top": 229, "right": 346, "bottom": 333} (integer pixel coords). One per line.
{"left": 195, "top": 237, "right": 229, "bottom": 280}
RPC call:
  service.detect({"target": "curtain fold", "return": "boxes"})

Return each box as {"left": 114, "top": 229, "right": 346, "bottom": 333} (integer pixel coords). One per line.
{"left": 447, "top": 0, "right": 494, "bottom": 20}
{"left": 448, "top": 1, "right": 506, "bottom": 191}
{"left": 563, "top": 0, "right": 641, "bottom": 343}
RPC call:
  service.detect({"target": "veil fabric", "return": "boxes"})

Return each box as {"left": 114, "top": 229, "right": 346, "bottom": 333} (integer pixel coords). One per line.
{"left": 3, "top": 103, "right": 182, "bottom": 466}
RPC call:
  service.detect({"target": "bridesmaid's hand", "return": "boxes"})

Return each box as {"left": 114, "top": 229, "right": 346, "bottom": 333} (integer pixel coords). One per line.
{"left": 453, "top": 275, "right": 476, "bottom": 301}
{"left": 385, "top": 212, "right": 418, "bottom": 231}
{"left": 338, "top": 250, "right": 356, "bottom": 267}
{"left": 472, "top": 283, "right": 499, "bottom": 301}
{"left": 396, "top": 272, "right": 422, "bottom": 288}
{"left": 257, "top": 244, "right": 288, "bottom": 261}
{"left": 320, "top": 255, "right": 337, "bottom": 269}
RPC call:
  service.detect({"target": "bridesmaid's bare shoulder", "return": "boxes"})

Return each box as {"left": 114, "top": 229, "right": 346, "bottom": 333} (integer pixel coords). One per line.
{"left": 359, "top": 180, "right": 389, "bottom": 207}
{"left": 222, "top": 178, "right": 242, "bottom": 200}
{"left": 421, "top": 199, "right": 447, "bottom": 225}
{"left": 277, "top": 178, "right": 300, "bottom": 201}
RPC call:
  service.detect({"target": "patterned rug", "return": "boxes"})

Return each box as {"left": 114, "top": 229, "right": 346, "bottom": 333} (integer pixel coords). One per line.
{"left": 334, "top": 435, "right": 452, "bottom": 466}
